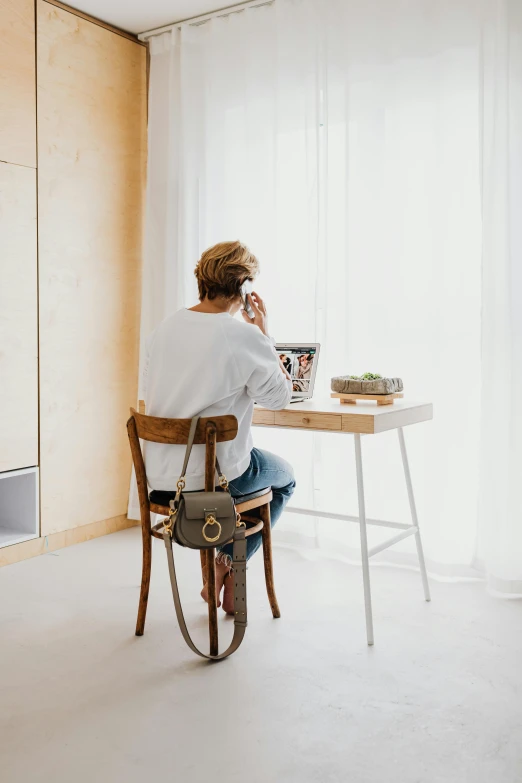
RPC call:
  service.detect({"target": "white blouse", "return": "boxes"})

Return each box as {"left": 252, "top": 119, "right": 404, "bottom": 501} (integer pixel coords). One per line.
{"left": 142, "top": 308, "right": 291, "bottom": 491}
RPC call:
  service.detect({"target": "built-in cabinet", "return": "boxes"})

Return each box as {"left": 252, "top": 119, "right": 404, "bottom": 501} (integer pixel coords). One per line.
{"left": 0, "top": 0, "right": 36, "bottom": 167}
{"left": 37, "top": 2, "right": 146, "bottom": 535}
{"left": 0, "top": 163, "right": 38, "bottom": 474}
{"left": 0, "top": 0, "right": 146, "bottom": 555}
{"left": 0, "top": 0, "right": 39, "bottom": 548}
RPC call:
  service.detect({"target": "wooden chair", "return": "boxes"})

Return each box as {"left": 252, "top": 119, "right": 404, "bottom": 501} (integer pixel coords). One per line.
{"left": 127, "top": 408, "right": 280, "bottom": 656}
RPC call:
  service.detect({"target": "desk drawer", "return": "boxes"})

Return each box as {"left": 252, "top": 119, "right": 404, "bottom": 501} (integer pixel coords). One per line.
{"left": 274, "top": 410, "right": 341, "bottom": 431}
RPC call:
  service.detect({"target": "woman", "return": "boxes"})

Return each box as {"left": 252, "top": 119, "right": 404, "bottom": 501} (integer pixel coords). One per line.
{"left": 296, "top": 353, "right": 313, "bottom": 380}
{"left": 142, "top": 241, "right": 295, "bottom": 614}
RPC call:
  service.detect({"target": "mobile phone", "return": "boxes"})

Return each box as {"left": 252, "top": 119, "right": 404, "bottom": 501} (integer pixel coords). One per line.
{"left": 241, "top": 280, "right": 255, "bottom": 319}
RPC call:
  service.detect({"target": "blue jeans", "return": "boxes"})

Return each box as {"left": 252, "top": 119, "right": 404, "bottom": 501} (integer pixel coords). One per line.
{"left": 218, "top": 448, "right": 295, "bottom": 563}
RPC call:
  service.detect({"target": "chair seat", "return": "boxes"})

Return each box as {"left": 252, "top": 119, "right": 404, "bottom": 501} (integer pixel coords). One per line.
{"left": 149, "top": 486, "right": 271, "bottom": 507}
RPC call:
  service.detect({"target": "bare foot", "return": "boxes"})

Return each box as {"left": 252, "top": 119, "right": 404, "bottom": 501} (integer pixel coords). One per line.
{"left": 222, "top": 572, "right": 235, "bottom": 616}
{"left": 200, "top": 560, "right": 230, "bottom": 608}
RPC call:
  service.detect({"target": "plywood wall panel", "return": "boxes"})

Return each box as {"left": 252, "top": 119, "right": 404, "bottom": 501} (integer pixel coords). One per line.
{"left": 37, "top": 2, "right": 146, "bottom": 535}
{"left": 0, "top": 162, "right": 38, "bottom": 472}
{"left": 0, "top": 0, "right": 36, "bottom": 167}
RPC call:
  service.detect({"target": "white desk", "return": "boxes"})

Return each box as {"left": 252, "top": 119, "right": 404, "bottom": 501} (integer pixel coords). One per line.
{"left": 253, "top": 398, "right": 433, "bottom": 645}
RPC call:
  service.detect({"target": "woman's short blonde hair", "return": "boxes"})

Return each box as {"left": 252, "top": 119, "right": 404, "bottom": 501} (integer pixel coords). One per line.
{"left": 194, "top": 241, "right": 259, "bottom": 301}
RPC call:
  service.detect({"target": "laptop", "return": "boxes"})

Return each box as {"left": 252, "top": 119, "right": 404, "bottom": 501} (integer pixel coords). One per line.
{"left": 275, "top": 343, "right": 320, "bottom": 403}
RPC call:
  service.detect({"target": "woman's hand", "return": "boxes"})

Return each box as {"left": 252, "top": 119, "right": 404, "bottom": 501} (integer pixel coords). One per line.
{"left": 241, "top": 290, "right": 269, "bottom": 337}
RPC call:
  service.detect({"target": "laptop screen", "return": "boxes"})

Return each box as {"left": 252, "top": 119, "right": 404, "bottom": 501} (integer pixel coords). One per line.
{"left": 275, "top": 345, "right": 319, "bottom": 397}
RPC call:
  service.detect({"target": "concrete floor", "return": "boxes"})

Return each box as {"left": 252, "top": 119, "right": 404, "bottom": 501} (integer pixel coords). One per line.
{"left": 1, "top": 526, "right": 521, "bottom": 783}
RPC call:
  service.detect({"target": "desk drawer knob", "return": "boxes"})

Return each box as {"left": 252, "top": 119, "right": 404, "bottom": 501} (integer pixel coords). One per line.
{"left": 302, "top": 417, "right": 310, "bottom": 424}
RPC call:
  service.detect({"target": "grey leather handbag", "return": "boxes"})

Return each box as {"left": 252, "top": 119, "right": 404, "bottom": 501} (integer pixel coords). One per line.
{"left": 161, "top": 415, "right": 248, "bottom": 661}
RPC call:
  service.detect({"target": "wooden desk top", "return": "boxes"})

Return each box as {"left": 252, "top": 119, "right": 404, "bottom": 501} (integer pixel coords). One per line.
{"left": 253, "top": 398, "right": 433, "bottom": 435}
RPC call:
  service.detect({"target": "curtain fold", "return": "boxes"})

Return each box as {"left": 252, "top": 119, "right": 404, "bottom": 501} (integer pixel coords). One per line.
{"left": 478, "top": 0, "right": 522, "bottom": 593}
{"left": 136, "top": 0, "right": 522, "bottom": 595}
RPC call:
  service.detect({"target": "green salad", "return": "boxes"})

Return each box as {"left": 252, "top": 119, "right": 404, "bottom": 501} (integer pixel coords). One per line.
{"left": 348, "top": 373, "right": 383, "bottom": 381}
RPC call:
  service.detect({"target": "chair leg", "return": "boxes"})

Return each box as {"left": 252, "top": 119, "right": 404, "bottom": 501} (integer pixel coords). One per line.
{"left": 206, "top": 548, "right": 219, "bottom": 655}
{"left": 259, "top": 502, "right": 281, "bottom": 618}
{"left": 136, "top": 528, "right": 152, "bottom": 636}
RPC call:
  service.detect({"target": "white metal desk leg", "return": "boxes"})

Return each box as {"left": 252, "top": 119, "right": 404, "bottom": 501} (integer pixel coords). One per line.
{"left": 354, "top": 434, "right": 374, "bottom": 645}
{"left": 398, "top": 427, "right": 431, "bottom": 602}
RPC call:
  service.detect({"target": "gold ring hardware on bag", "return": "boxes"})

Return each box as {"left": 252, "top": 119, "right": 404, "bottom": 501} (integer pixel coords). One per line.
{"left": 163, "top": 509, "right": 176, "bottom": 534}
{"left": 164, "top": 498, "right": 179, "bottom": 534}
{"left": 202, "top": 514, "right": 222, "bottom": 543}
{"left": 236, "top": 511, "right": 245, "bottom": 528}
{"left": 219, "top": 474, "right": 229, "bottom": 490}
{"left": 163, "top": 516, "right": 173, "bottom": 534}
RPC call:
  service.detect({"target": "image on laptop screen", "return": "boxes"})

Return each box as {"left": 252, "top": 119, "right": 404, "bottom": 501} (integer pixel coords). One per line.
{"left": 275, "top": 344, "right": 320, "bottom": 399}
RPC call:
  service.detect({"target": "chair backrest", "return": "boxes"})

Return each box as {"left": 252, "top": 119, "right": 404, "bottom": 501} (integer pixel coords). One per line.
{"left": 127, "top": 408, "right": 239, "bottom": 519}
{"left": 130, "top": 409, "right": 238, "bottom": 445}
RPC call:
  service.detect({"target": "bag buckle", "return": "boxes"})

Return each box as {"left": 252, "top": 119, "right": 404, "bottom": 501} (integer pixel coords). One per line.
{"left": 202, "top": 510, "right": 222, "bottom": 543}
{"left": 162, "top": 496, "right": 178, "bottom": 535}
{"left": 163, "top": 478, "right": 186, "bottom": 535}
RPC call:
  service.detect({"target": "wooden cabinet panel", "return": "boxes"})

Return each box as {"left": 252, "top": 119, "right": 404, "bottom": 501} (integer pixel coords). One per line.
{"left": 37, "top": 2, "right": 146, "bottom": 535}
{"left": 0, "top": 162, "right": 38, "bottom": 471}
{"left": 0, "top": 0, "right": 36, "bottom": 167}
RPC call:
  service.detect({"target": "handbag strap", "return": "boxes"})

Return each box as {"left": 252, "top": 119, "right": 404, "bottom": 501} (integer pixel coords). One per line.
{"left": 179, "top": 415, "right": 225, "bottom": 487}
{"left": 163, "top": 414, "right": 244, "bottom": 659}
{"left": 162, "top": 527, "right": 247, "bottom": 660}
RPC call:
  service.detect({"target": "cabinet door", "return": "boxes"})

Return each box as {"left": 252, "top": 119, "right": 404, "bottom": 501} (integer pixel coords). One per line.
{"left": 0, "top": 0, "right": 36, "bottom": 167}
{"left": 37, "top": 2, "right": 146, "bottom": 535}
{"left": 0, "top": 163, "right": 38, "bottom": 472}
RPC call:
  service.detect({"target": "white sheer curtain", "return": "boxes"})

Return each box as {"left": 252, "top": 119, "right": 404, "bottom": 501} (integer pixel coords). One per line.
{"left": 138, "top": 0, "right": 522, "bottom": 595}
